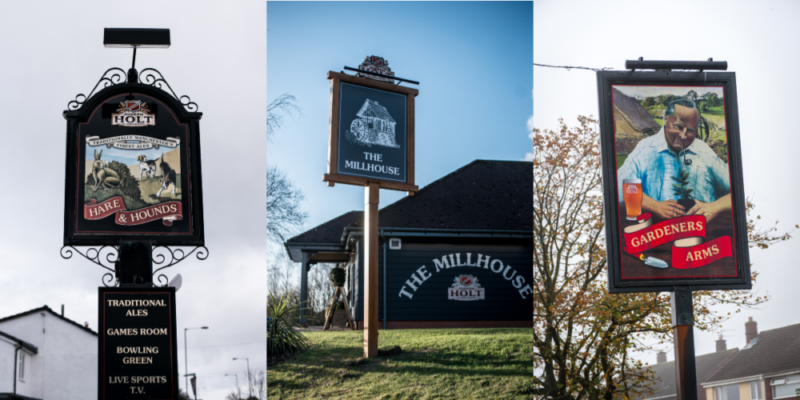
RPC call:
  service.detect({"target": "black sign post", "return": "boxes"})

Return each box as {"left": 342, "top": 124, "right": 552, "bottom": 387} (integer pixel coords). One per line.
{"left": 98, "top": 287, "right": 179, "bottom": 399}
{"left": 62, "top": 28, "right": 207, "bottom": 400}
{"left": 324, "top": 58, "right": 418, "bottom": 358}
{"left": 596, "top": 59, "right": 748, "bottom": 400}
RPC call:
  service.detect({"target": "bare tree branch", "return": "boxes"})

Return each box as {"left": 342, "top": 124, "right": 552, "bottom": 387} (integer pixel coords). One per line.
{"left": 267, "top": 165, "right": 308, "bottom": 244}
{"left": 267, "top": 93, "right": 301, "bottom": 141}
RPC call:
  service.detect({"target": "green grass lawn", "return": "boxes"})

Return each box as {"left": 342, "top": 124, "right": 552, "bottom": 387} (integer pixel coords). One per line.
{"left": 267, "top": 328, "right": 533, "bottom": 399}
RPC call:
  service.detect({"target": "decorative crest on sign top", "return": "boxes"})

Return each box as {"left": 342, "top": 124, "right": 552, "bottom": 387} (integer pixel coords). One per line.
{"left": 356, "top": 55, "right": 396, "bottom": 83}
{"left": 66, "top": 67, "right": 199, "bottom": 114}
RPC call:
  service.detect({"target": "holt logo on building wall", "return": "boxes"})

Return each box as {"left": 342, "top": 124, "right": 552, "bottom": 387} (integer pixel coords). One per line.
{"left": 448, "top": 274, "right": 485, "bottom": 301}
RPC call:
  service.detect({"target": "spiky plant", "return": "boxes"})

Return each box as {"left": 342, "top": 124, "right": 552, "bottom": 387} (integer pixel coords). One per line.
{"left": 268, "top": 293, "right": 309, "bottom": 358}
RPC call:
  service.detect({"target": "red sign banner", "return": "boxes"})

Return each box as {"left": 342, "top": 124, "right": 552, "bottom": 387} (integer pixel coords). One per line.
{"left": 623, "top": 215, "right": 733, "bottom": 269}
{"left": 84, "top": 197, "right": 183, "bottom": 227}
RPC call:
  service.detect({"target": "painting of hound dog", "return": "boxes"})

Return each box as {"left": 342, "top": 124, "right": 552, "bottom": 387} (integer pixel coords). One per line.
{"left": 156, "top": 161, "right": 177, "bottom": 197}
{"left": 137, "top": 155, "right": 158, "bottom": 181}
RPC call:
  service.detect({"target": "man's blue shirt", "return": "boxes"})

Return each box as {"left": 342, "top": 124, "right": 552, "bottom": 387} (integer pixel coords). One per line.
{"left": 617, "top": 127, "right": 730, "bottom": 203}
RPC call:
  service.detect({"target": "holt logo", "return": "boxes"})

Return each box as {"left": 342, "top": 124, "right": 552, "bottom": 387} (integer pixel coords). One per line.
{"left": 448, "top": 274, "right": 485, "bottom": 301}
{"left": 112, "top": 100, "right": 155, "bottom": 127}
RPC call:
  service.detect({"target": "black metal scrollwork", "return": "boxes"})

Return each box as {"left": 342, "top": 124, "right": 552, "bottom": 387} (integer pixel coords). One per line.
{"left": 140, "top": 68, "right": 199, "bottom": 112}
{"left": 66, "top": 67, "right": 199, "bottom": 112}
{"left": 66, "top": 68, "right": 127, "bottom": 112}
{"left": 61, "top": 245, "right": 209, "bottom": 287}
{"left": 152, "top": 246, "right": 209, "bottom": 287}
{"left": 60, "top": 245, "right": 120, "bottom": 287}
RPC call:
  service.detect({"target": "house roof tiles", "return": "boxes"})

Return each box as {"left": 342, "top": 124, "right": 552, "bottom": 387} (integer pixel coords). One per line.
{"left": 613, "top": 88, "right": 661, "bottom": 134}
{"left": 638, "top": 349, "right": 738, "bottom": 400}
{"left": 704, "top": 323, "right": 800, "bottom": 383}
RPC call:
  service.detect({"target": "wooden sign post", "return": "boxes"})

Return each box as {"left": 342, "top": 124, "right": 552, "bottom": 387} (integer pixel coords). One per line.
{"left": 323, "top": 57, "right": 418, "bottom": 357}
{"left": 364, "top": 182, "right": 380, "bottom": 356}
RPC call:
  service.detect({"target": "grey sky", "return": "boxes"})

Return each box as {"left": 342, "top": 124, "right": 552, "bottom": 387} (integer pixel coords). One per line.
{"left": 0, "top": 2, "right": 266, "bottom": 398}
{"left": 535, "top": 0, "right": 800, "bottom": 365}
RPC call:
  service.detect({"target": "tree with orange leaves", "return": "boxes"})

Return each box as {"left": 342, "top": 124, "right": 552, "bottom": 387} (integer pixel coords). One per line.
{"left": 533, "top": 116, "right": 794, "bottom": 399}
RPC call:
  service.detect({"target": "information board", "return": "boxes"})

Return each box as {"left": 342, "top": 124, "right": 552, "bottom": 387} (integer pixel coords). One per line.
{"left": 98, "top": 287, "right": 178, "bottom": 399}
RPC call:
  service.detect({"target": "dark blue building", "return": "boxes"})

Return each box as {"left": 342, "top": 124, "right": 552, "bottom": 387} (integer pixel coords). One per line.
{"left": 285, "top": 160, "right": 532, "bottom": 329}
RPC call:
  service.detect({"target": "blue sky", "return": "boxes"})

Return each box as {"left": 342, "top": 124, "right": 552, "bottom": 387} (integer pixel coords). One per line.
{"left": 267, "top": 1, "right": 533, "bottom": 239}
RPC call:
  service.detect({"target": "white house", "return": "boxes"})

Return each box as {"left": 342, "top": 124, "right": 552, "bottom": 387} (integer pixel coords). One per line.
{"left": 0, "top": 306, "right": 96, "bottom": 400}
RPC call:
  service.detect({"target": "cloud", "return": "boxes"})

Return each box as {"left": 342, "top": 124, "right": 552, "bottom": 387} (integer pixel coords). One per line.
{"left": 527, "top": 115, "right": 534, "bottom": 138}
{"left": 523, "top": 114, "right": 534, "bottom": 160}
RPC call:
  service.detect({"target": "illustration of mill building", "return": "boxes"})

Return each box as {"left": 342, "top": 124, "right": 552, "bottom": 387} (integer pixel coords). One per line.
{"left": 352, "top": 99, "right": 400, "bottom": 148}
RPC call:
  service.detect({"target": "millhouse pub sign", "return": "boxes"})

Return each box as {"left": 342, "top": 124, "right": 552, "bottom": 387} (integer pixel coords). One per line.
{"left": 324, "top": 56, "right": 419, "bottom": 192}
{"left": 63, "top": 68, "right": 205, "bottom": 245}
{"left": 596, "top": 70, "right": 751, "bottom": 292}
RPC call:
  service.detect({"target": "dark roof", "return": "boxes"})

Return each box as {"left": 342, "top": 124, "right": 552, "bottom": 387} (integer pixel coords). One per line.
{"left": 0, "top": 330, "right": 38, "bottom": 354}
{"left": 613, "top": 88, "right": 661, "bottom": 134}
{"left": 357, "top": 99, "right": 396, "bottom": 123}
{"left": 705, "top": 323, "right": 800, "bottom": 383}
{"left": 0, "top": 306, "right": 97, "bottom": 336}
{"left": 286, "top": 160, "right": 532, "bottom": 247}
{"left": 639, "top": 349, "right": 738, "bottom": 400}
{"left": 286, "top": 211, "right": 361, "bottom": 245}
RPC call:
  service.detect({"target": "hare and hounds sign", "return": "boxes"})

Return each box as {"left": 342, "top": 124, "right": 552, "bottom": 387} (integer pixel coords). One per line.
{"left": 63, "top": 72, "right": 205, "bottom": 245}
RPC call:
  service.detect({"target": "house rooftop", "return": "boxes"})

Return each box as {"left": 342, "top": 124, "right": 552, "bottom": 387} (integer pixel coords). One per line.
{"left": 0, "top": 330, "right": 38, "bottom": 354}
{"left": 285, "top": 159, "right": 532, "bottom": 260}
{"left": 638, "top": 348, "right": 738, "bottom": 400}
{"left": 613, "top": 88, "right": 661, "bottom": 134}
{"left": 704, "top": 322, "right": 800, "bottom": 384}
{"left": 0, "top": 305, "right": 97, "bottom": 336}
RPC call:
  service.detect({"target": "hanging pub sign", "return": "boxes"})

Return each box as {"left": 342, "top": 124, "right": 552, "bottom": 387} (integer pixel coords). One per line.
{"left": 596, "top": 70, "right": 751, "bottom": 293}
{"left": 98, "top": 286, "right": 179, "bottom": 400}
{"left": 63, "top": 68, "right": 204, "bottom": 245}
{"left": 324, "top": 58, "right": 419, "bottom": 192}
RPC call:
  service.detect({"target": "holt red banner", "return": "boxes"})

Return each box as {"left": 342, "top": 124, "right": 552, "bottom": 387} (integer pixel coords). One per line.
{"left": 623, "top": 214, "right": 732, "bottom": 269}
{"left": 84, "top": 197, "right": 183, "bottom": 226}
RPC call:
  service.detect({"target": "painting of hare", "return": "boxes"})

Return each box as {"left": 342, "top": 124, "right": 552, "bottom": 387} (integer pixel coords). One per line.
{"left": 91, "top": 149, "right": 120, "bottom": 191}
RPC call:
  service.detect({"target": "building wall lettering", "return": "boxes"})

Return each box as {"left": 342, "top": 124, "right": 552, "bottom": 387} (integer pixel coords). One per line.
{"left": 398, "top": 253, "right": 532, "bottom": 300}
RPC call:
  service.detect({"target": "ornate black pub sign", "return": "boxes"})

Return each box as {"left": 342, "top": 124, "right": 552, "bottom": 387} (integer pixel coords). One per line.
{"left": 63, "top": 68, "right": 205, "bottom": 246}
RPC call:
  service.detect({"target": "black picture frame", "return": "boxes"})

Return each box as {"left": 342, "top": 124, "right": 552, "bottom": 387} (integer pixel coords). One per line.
{"left": 63, "top": 82, "right": 204, "bottom": 246}
{"left": 97, "top": 286, "right": 179, "bottom": 400}
{"left": 596, "top": 71, "right": 750, "bottom": 293}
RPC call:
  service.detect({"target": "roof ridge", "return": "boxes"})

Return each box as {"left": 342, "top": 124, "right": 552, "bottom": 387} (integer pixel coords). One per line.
{"left": 0, "top": 305, "right": 97, "bottom": 336}
{"left": 286, "top": 210, "right": 361, "bottom": 243}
